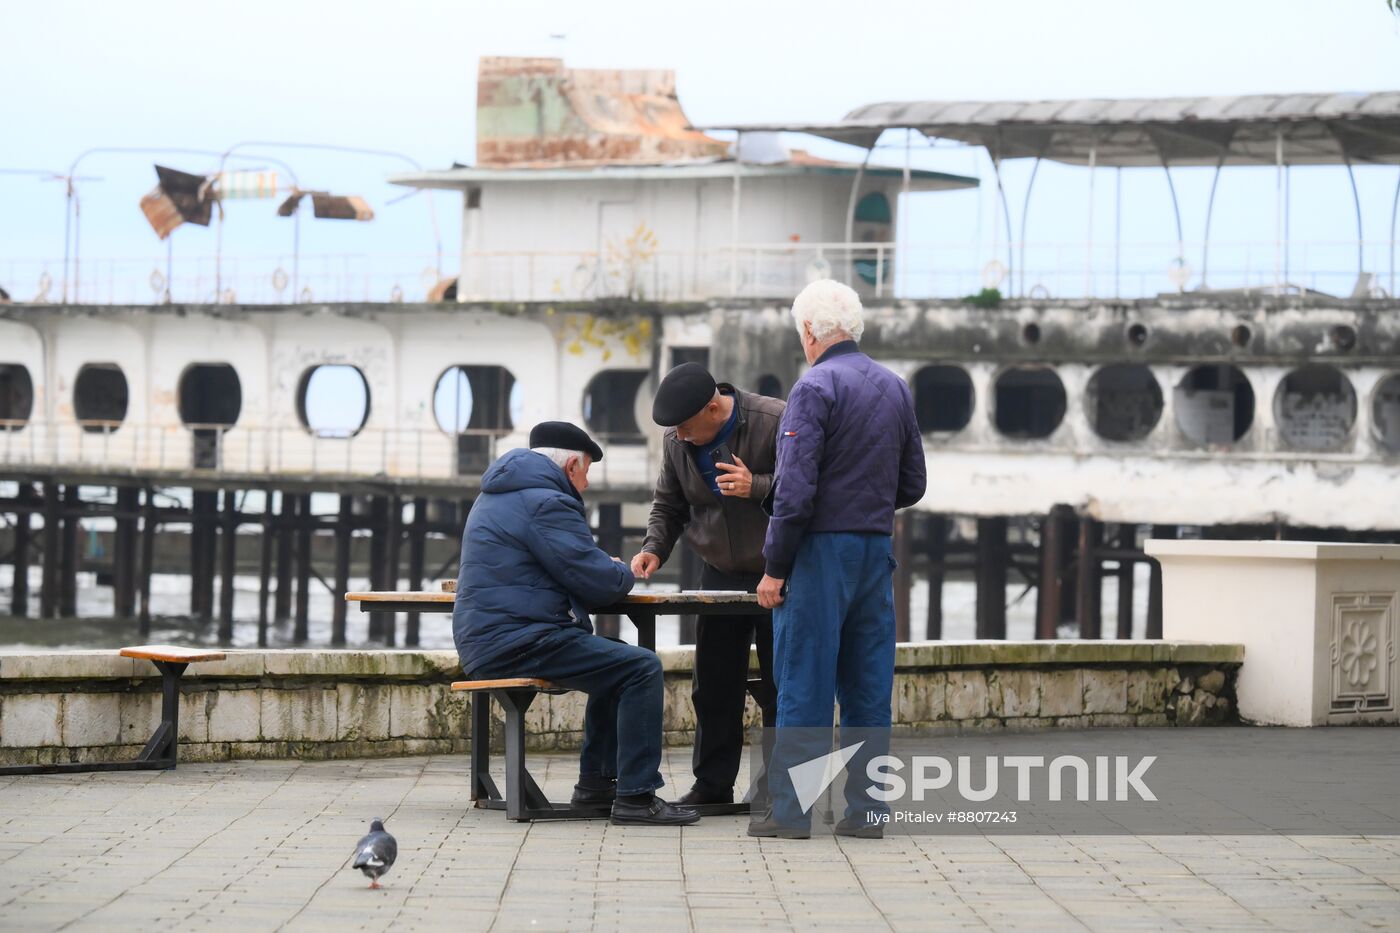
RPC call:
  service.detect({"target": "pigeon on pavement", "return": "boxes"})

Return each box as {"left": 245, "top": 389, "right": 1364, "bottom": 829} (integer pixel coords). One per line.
{"left": 350, "top": 818, "right": 397, "bottom": 889}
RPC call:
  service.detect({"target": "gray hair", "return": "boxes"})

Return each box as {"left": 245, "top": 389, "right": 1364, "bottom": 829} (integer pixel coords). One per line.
{"left": 531, "top": 447, "right": 587, "bottom": 469}
{"left": 791, "top": 279, "right": 865, "bottom": 343}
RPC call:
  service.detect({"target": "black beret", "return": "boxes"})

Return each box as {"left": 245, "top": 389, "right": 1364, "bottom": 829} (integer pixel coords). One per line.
{"left": 528, "top": 421, "right": 604, "bottom": 461}
{"left": 651, "top": 362, "right": 717, "bottom": 427}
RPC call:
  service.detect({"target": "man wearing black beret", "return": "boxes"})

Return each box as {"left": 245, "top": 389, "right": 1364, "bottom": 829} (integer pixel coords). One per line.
{"left": 455, "top": 421, "right": 699, "bottom": 826}
{"left": 630, "top": 363, "right": 785, "bottom": 807}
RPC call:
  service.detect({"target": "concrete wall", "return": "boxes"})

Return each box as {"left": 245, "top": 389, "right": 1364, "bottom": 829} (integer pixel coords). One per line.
{"left": 0, "top": 641, "right": 1241, "bottom": 766}
{"left": 462, "top": 173, "right": 898, "bottom": 301}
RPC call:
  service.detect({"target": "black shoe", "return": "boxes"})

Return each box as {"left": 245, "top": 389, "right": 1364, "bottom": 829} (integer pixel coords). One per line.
{"left": 610, "top": 796, "right": 701, "bottom": 826}
{"left": 746, "top": 816, "right": 810, "bottom": 840}
{"left": 571, "top": 778, "right": 616, "bottom": 809}
{"left": 834, "top": 816, "right": 884, "bottom": 839}
{"left": 676, "top": 784, "right": 735, "bottom": 807}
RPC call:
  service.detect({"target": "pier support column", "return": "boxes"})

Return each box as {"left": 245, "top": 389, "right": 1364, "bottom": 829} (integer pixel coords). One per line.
{"left": 294, "top": 493, "right": 312, "bottom": 643}
{"left": 893, "top": 512, "right": 912, "bottom": 642}
{"left": 925, "top": 514, "right": 947, "bottom": 641}
{"left": 1116, "top": 524, "right": 1137, "bottom": 638}
{"left": 367, "top": 496, "right": 387, "bottom": 641}
{"left": 10, "top": 483, "right": 32, "bottom": 616}
{"left": 191, "top": 490, "right": 217, "bottom": 623}
{"left": 257, "top": 492, "right": 274, "bottom": 647}
{"left": 274, "top": 491, "right": 294, "bottom": 622}
{"left": 332, "top": 494, "right": 353, "bottom": 647}
{"left": 59, "top": 485, "right": 80, "bottom": 618}
{"left": 1076, "top": 516, "right": 1103, "bottom": 639}
{"left": 975, "top": 516, "right": 1008, "bottom": 639}
{"left": 40, "top": 482, "right": 60, "bottom": 619}
{"left": 1036, "top": 505, "right": 1070, "bottom": 639}
{"left": 406, "top": 497, "right": 427, "bottom": 648}
{"left": 382, "top": 495, "right": 402, "bottom": 646}
{"left": 139, "top": 486, "right": 157, "bottom": 636}
{"left": 114, "top": 486, "right": 139, "bottom": 618}
{"left": 218, "top": 490, "right": 238, "bottom": 644}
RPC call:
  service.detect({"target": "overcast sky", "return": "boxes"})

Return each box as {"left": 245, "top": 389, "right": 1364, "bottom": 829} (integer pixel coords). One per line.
{"left": 3, "top": 0, "right": 1398, "bottom": 302}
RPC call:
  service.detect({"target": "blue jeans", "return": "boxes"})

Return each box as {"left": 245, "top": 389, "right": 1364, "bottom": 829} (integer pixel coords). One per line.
{"left": 770, "top": 532, "right": 897, "bottom": 827}
{"left": 470, "top": 626, "right": 665, "bottom": 797}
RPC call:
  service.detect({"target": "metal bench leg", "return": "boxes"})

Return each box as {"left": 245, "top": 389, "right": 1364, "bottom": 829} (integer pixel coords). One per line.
{"left": 136, "top": 660, "right": 188, "bottom": 767}
{"left": 494, "top": 688, "right": 553, "bottom": 821}
{"left": 470, "top": 690, "right": 501, "bottom": 804}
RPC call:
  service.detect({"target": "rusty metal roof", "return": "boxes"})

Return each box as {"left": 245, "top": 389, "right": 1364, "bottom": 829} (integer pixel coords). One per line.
{"left": 476, "top": 57, "right": 731, "bottom": 167}
{"left": 701, "top": 92, "right": 1400, "bottom": 166}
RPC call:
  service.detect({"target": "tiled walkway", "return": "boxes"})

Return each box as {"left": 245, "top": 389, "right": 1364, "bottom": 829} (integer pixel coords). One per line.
{"left": 3, "top": 748, "right": 1398, "bottom": 931}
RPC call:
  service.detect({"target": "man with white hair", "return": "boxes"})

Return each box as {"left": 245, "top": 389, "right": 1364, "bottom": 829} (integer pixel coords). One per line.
{"left": 750, "top": 280, "right": 927, "bottom": 839}
{"left": 454, "top": 421, "right": 699, "bottom": 826}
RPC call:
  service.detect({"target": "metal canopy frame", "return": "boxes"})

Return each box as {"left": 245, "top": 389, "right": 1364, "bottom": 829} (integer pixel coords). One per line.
{"left": 702, "top": 91, "right": 1400, "bottom": 298}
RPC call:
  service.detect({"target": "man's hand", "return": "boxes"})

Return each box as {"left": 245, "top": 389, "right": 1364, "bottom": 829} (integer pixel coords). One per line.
{"left": 630, "top": 551, "right": 661, "bottom": 580}
{"left": 757, "top": 574, "right": 785, "bottom": 609}
{"left": 716, "top": 455, "right": 753, "bottom": 498}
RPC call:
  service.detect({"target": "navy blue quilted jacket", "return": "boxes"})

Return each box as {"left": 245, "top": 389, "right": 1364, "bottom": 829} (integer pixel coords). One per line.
{"left": 762, "top": 341, "right": 927, "bottom": 578}
{"left": 453, "top": 448, "right": 634, "bottom": 675}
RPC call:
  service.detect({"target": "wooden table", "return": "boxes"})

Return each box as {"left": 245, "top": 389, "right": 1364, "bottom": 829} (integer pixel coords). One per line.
{"left": 345, "top": 587, "right": 765, "bottom": 651}
{"left": 346, "top": 586, "right": 771, "bottom": 818}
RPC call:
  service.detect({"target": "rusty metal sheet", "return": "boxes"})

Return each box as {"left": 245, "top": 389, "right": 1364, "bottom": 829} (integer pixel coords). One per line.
{"left": 475, "top": 56, "right": 729, "bottom": 167}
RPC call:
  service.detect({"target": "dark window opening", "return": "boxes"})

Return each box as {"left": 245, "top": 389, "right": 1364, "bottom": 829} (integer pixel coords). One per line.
{"left": 1374, "top": 374, "right": 1400, "bottom": 454}
{"left": 1086, "top": 365, "right": 1163, "bottom": 442}
{"left": 993, "top": 367, "right": 1066, "bottom": 440}
{"left": 179, "top": 364, "right": 242, "bottom": 469}
{"left": 1174, "top": 365, "right": 1254, "bottom": 446}
{"left": 74, "top": 363, "right": 129, "bottom": 433}
{"left": 0, "top": 363, "right": 34, "bottom": 430}
{"left": 583, "top": 370, "right": 649, "bottom": 444}
{"left": 669, "top": 347, "right": 709, "bottom": 370}
{"left": 913, "top": 365, "right": 974, "bottom": 434}
{"left": 433, "top": 365, "right": 518, "bottom": 476}
{"left": 297, "top": 365, "right": 371, "bottom": 438}
{"left": 1274, "top": 365, "right": 1356, "bottom": 452}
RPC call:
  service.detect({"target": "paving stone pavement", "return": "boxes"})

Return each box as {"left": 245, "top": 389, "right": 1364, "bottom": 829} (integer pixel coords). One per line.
{"left": 2, "top": 747, "right": 1399, "bottom": 932}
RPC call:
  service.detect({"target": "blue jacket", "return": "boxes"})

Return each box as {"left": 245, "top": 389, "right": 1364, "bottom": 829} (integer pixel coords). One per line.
{"left": 453, "top": 448, "right": 635, "bottom": 675}
{"left": 762, "top": 341, "right": 927, "bottom": 578}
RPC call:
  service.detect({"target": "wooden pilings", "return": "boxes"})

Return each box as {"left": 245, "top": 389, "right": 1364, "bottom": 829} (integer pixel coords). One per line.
{"left": 974, "top": 517, "right": 1008, "bottom": 639}
{"left": 893, "top": 512, "right": 913, "bottom": 642}
{"left": 10, "top": 483, "right": 32, "bottom": 616}
{"left": 294, "top": 493, "right": 312, "bottom": 642}
{"left": 331, "top": 494, "right": 353, "bottom": 647}
{"left": 218, "top": 490, "right": 238, "bottom": 644}
{"left": 138, "top": 486, "right": 156, "bottom": 635}
{"left": 406, "top": 497, "right": 426, "bottom": 647}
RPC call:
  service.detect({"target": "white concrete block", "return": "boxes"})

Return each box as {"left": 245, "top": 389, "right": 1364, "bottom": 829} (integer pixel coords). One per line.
{"left": 1149, "top": 539, "right": 1400, "bottom": 726}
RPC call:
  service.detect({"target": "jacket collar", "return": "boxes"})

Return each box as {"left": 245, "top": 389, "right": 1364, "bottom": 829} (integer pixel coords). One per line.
{"left": 717, "top": 383, "right": 748, "bottom": 432}
{"left": 814, "top": 340, "right": 861, "bottom": 366}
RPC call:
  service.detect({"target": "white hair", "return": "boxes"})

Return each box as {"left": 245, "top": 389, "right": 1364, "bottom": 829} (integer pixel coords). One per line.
{"left": 791, "top": 279, "right": 865, "bottom": 343}
{"left": 531, "top": 447, "right": 587, "bottom": 469}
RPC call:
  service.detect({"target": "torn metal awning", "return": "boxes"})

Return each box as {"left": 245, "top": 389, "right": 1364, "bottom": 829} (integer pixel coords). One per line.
{"left": 699, "top": 92, "right": 1400, "bottom": 167}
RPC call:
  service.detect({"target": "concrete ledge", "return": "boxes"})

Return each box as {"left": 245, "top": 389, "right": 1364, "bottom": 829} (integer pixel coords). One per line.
{"left": 0, "top": 640, "right": 1244, "bottom": 764}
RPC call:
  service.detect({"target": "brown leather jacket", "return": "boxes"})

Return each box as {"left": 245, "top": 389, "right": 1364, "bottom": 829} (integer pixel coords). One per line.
{"left": 641, "top": 385, "right": 785, "bottom": 576}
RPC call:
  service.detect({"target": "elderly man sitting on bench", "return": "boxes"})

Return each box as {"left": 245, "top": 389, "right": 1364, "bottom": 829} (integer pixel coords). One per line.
{"left": 453, "top": 421, "right": 700, "bottom": 827}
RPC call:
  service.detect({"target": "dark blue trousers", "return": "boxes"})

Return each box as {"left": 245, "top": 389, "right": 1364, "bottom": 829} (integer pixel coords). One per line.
{"left": 770, "top": 532, "right": 897, "bottom": 827}
{"left": 470, "top": 626, "right": 665, "bottom": 797}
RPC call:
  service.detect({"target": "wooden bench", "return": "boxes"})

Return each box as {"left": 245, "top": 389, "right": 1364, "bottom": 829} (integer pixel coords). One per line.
{"left": 451, "top": 677, "right": 595, "bottom": 822}
{"left": 0, "top": 644, "right": 226, "bottom": 776}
